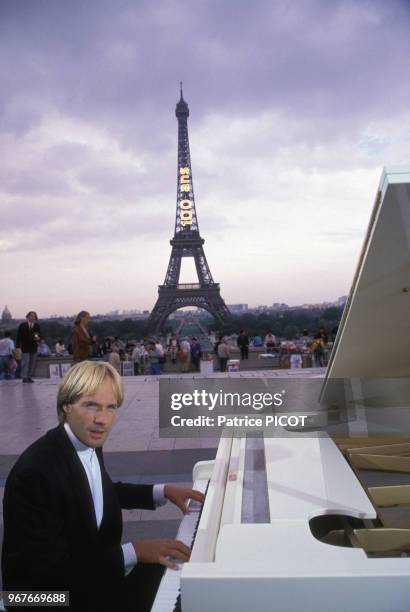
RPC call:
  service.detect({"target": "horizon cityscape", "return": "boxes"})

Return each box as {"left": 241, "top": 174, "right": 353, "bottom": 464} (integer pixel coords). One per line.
{"left": 2, "top": 294, "right": 347, "bottom": 322}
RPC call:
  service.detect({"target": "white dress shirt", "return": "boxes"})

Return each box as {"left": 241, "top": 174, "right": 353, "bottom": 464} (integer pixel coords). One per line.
{"left": 64, "top": 423, "right": 166, "bottom": 574}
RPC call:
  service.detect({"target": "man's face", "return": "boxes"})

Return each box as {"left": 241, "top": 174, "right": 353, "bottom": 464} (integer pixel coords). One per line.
{"left": 64, "top": 378, "right": 118, "bottom": 448}
{"left": 27, "top": 313, "right": 36, "bottom": 323}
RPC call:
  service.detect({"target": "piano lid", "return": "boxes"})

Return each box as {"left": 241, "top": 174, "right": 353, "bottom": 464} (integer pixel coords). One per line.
{"left": 323, "top": 165, "right": 410, "bottom": 380}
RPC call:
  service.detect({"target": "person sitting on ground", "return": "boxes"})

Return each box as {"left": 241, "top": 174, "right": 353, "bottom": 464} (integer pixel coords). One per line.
{"left": 37, "top": 338, "right": 51, "bottom": 357}
{"left": 252, "top": 334, "right": 263, "bottom": 347}
{"left": 55, "top": 339, "right": 66, "bottom": 355}
{"left": 264, "top": 331, "right": 276, "bottom": 353}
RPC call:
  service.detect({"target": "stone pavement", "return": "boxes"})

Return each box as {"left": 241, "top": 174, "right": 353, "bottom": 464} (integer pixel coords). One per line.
{"left": 0, "top": 368, "right": 325, "bottom": 591}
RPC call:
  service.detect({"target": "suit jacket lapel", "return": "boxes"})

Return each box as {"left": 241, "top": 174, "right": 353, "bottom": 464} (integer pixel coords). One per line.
{"left": 53, "top": 425, "right": 98, "bottom": 534}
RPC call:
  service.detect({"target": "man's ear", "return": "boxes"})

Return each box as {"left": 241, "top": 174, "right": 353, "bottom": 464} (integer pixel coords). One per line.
{"left": 63, "top": 405, "right": 72, "bottom": 414}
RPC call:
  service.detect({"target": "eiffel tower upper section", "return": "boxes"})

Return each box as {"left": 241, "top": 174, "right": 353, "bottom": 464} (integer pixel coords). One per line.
{"left": 147, "top": 87, "right": 230, "bottom": 333}
{"left": 173, "top": 85, "right": 200, "bottom": 236}
{"left": 163, "top": 85, "right": 215, "bottom": 287}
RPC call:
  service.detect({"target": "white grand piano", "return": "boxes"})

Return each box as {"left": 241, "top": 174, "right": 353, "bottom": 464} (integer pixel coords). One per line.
{"left": 152, "top": 166, "right": 410, "bottom": 612}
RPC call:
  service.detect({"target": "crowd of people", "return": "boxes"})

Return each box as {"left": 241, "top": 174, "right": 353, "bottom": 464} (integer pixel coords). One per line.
{"left": 0, "top": 310, "right": 210, "bottom": 380}
{"left": 234, "top": 327, "right": 331, "bottom": 368}
{"left": 0, "top": 309, "right": 333, "bottom": 381}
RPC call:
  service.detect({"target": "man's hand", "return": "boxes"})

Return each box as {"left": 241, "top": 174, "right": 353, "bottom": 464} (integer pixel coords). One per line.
{"left": 164, "top": 485, "right": 205, "bottom": 514}
{"left": 133, "top": 539, "right": 191, "bottom": 570}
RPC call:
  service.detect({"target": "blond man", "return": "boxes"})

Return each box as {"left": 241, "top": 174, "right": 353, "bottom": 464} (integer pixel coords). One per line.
{"left": 2, "top": 361, "right": 204, "bottom": 611}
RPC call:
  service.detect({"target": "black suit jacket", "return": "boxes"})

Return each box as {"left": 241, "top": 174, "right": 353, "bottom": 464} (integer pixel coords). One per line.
{"left": 16, "top": 322, "right": 41, "bottom": 353}
{"left": 1, "top": 425, "right": 155, "bottom": 611}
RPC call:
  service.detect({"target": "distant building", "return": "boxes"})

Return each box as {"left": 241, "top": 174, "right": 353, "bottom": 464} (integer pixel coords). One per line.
{"left": 1, "top": 305, "right": 12, "bottom": 322}
{"left": 272, "top": 303, "right": 289, "bottom": 311}
{"left": 228, "top": 304, "right": 248, "bottom": 313}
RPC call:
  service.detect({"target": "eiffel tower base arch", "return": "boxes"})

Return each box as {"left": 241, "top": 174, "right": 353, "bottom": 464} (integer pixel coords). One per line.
{"left": 148, "top": 284, "right": 230, "bottom": 334}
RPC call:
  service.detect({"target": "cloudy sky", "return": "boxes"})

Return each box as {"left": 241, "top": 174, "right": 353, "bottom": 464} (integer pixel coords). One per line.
{"left": 1, "top": 0, "right": 410, "bottom": 318}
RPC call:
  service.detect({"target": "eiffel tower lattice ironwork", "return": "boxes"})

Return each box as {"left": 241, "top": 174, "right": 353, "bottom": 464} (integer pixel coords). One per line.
{"left": 148, "top": 86, "right": 230, "bottom": 333}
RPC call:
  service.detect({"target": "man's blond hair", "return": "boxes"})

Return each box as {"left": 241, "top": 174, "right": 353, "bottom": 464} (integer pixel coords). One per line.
{"left": 57, "top": 361, "right": 123, "bottom": 423}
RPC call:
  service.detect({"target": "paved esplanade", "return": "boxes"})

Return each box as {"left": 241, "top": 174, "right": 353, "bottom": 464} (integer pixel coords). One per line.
{"left": 0, "top": 369, "right": 323, "bottom": 591}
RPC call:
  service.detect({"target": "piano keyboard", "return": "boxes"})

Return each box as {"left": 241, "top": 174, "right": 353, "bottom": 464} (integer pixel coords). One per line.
{"left": 151, "top": 486, "right": 208, "bottom": 612}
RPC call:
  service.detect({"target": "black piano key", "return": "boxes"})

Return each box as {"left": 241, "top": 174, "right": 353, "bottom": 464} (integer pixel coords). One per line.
{"left": 173, "top": 592, "right": 182, "bottom": 612}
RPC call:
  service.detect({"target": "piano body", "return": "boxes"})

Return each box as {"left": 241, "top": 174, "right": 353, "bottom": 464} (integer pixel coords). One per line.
{"left": 152, "top": 166, "right": 410, "bottom": 611}
{"left": 175, "top": 429, "right": 409, "bottom": 612}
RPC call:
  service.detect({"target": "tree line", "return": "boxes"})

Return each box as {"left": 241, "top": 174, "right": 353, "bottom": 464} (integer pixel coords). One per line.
{"left": 1, "top": 306, "right": 343, "bottom": 348}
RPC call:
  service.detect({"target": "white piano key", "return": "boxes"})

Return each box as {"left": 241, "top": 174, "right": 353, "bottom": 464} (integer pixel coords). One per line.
{"left": 151, "top": 496, "right": 204, "bottom": 612}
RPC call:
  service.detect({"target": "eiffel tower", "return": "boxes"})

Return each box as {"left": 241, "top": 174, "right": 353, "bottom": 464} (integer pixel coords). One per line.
{"left": 148, "top": 86, "right": 230, "bottom": 333}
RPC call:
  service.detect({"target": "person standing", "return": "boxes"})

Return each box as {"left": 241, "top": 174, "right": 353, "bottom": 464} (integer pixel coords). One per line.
{"left": 217, "top": 336, "right": 230, "bottom": 372}
{"left": 16, "top": 311, "right": 41, "bottom": 383}
{"left": 168, "top": 334, "right": 179, "bottom": 364}
{"left": 318, "top": 327, "right": 328, "bottom": 344}
{"left": 237, "top": 330, "right": 249, "bottom": 360}
{"left": 146, "top": 341, "right": 162, "bottom": 376}
{"left": 131, "top": 343, "right": 142, "bottom": 375}
{"left": 108, "top": 348, "right": 121, "bottom": 374}
{"left": 70, "top": 310, "right": 92, "bottom": 363}
{"left": 154, "top": 340, "right": 165, "bottom": 373}
{"left": 311, "top": 334, "right": 326, "bottom": 367}
{"left": 90, "top": 335, "right": 102, "bottom": 359}
{"left": 179, "top": 337, "right": 191, "bottom": 373}
{"left": 0, "top": 331, "right": 15, "bottom": 380}
{"left": 190, "top": 337, "right": 202, "bottom": 371}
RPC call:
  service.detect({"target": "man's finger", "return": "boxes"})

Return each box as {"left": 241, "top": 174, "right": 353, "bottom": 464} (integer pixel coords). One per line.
{"left": 161, "top": 540, "right": 190, "bottom": 559}
{"left": 189, "top": 489, "right": 205, "bottom": 503}
{"left": 167, "top": 548, "right": 190, "bottom": 562}
{"left": 159, "top": 555, "right": 178, "bottom": 570}
{"left": 177, "top": 500, "right": 188, "bottom": 514}
{"left": 162, "top": 539, "right": 191, "bottom": 557}
{"left": 172, "top": 540, "right": 191, "bottom": 557}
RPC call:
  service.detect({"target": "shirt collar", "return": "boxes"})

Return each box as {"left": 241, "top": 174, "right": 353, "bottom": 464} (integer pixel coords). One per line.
{"left": 64, "top": 422, "right": 94, "bottom": 458}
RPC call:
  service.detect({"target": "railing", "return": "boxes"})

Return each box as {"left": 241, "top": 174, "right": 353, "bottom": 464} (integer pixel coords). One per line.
{"left": 159, "top": 283, "right": 218, "bottom": 290}
{"left": 177, "top": 283, "right": 201, "bottom": 289}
